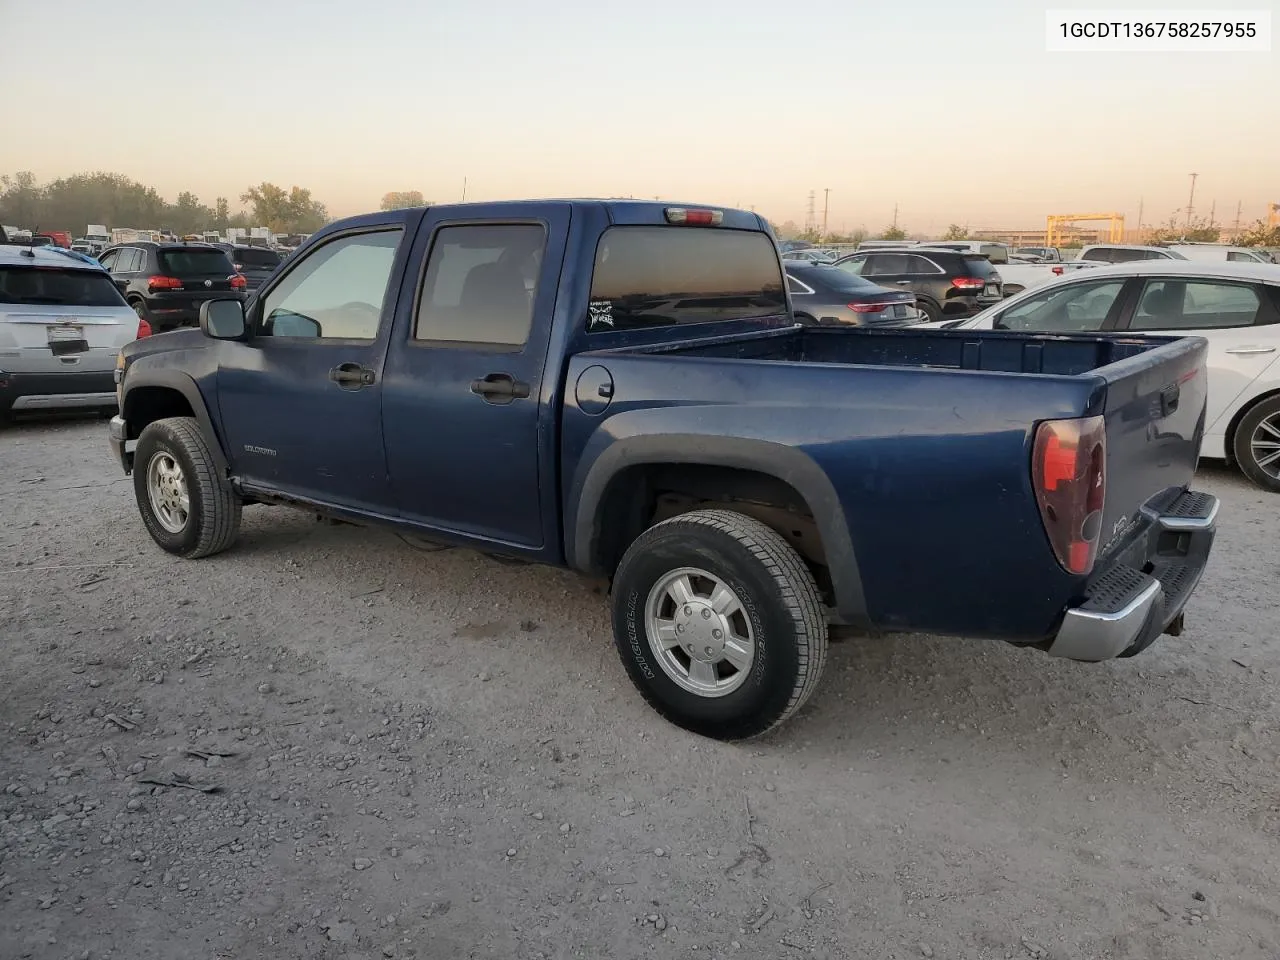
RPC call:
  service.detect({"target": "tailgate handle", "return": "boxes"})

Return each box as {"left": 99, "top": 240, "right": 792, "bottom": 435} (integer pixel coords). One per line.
{"left": 1160, "top": 384, "right": 1180, "bottom": 417}
{"left": 1225, "top": 346, "right": 1276, "bottom": 355}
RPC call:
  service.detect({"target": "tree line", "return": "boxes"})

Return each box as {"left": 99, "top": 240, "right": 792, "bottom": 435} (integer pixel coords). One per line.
{"left": 0, "top": 171, "right": 332, "bottom": 237}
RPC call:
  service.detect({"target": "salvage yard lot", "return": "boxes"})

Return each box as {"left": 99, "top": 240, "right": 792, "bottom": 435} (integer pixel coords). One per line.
{"left": 2, "top": 418, "right": 1278, "bottom": 960}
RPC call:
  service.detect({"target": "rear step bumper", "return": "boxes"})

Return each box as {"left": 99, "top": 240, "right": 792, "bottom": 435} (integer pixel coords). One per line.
{"left": 1048, "top": 491, "right": 1218, "bottom": 662}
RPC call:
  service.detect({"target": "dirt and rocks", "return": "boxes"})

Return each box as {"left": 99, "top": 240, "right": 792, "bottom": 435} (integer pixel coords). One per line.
{"left": 1, "top": 416, "right": 1278, "bottom": 960}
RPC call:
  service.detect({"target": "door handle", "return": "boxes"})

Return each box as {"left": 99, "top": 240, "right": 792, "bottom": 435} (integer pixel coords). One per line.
{"left": 470, "top": 372, "right": 531, "bottom": 404}
{"left": 329, "top": 362, "right": 376, "bottom": 388}
{"left": 895, "top": 280, "right": 912, "bottom": 285}
{"left": 1225, "top": 346, "right": 1277, "bottom": 355}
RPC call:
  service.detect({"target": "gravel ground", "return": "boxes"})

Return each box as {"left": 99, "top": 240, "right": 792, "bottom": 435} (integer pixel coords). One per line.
{"left": 1, "top": 416, "right": 1277, "bottom": 960}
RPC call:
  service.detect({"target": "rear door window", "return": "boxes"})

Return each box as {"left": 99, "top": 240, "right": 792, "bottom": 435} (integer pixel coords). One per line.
{"left": 1130, "top": 280, "right": 1263, "bottom": 330}
{"left": 415, "top": 223, "right": 545, "bottom": 346}
{"left": 902, "top": 255, "right": 943, "bottom": 275}
{"left": 159, "top": 249, "right": 235, "bottom": 276}
{"left": 862, "top": 253, "right": 910, "bottom": 276}
{"left": 0, "top": 267, "right": 127, "bottom": 307}
{"left": 587, "top": 226, "right": 785, "bottom": 330}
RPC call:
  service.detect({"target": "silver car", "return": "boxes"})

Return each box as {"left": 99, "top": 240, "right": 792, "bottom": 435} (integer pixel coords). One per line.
{"left": 0, "top": 245, "right": 145, "bottom": 416}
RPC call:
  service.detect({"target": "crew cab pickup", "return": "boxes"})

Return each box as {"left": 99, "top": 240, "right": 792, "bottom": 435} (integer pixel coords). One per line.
{"left": 108, "top": 200, "right": 1219, "bottom": 740}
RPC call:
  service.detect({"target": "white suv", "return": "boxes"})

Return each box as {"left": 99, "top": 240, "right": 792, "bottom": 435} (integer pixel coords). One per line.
{"left": 0, "top": 245, "right": 147, "bottom": 417}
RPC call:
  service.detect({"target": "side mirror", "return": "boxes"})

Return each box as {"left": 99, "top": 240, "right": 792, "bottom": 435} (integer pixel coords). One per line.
{"left": 265, "top": 312, "right": 322, "bottom": 338}
{"left": 112, "top": 278, "right": 128, "bottom": 293}
{"left": 200, "top": 299, "right": 249, "bottom": 340}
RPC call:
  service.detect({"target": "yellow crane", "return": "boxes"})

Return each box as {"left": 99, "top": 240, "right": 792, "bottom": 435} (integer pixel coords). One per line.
{"left": 1046, "top": 212, "right": 1126, "bottom": 247}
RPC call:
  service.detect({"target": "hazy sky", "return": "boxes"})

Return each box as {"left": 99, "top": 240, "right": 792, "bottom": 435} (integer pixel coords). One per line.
{"left": 2, "top": 0, "right": 1275, "bottom": 233}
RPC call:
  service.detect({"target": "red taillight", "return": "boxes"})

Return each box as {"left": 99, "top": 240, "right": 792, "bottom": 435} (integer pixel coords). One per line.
{"left": 1052, "top": 266, "right": 1064, "bottom": 275}
{"left": 147, "top": 275, "right": 182, "bottom": 291}
{"left": 136, "top": 317, "right": 152, "bottom": 339}
{"left": 849, "top": 301, "right": 893, "bottom": 313}
{"left": 664, "top": 207, "right": 724, "bottom": 226}
{"left": 951, "top": 277, "right": 985, "bottom": 290}
{"left": 1032, "top": 415, "right": 1106, "bottom": 575}
{"left": 230, "top": 274, "right": 247, "bottom": 290}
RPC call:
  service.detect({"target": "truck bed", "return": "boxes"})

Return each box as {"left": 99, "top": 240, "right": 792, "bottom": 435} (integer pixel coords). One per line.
{"left": 564, "top": 323, "right": 1208, "bottom": 639}
{"left": 623, "top": 324, "right": 1168, "bottom": 377}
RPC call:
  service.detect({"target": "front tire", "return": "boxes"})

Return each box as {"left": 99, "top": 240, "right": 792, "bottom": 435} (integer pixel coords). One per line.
{"left": 1233, "top": 395, "right": 1280, "bottom": 492}
{"left": 611, "top": 509, "right": 828, "bottom": 740}
{"left": 133, "top": 416, "right": 242, "bottom": 557}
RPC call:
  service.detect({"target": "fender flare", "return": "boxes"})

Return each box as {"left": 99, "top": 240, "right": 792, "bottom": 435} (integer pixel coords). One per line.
{"left": 568, "top": 434, "right": 868, "bottom": 624}
{"left": 122, "top": 370, "right": 229, "bottom": 475}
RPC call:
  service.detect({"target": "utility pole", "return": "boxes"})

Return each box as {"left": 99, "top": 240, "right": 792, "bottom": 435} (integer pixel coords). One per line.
{"left": 1185, "top": 173, "right": 1198, "bottom": 230}
{"left": 822, "top": 188, "right": 830, "bottom": 240}
{"left": 1208, "top": 199, "right": 1216, "bottom": 228}
{"left": 805, "top": 191, "right": 816, "bottom": 234}
{"left": 1234, "top": 200, "right": 1243, "bottom": 239}
{"left": 892, "top": 202, "right": 899, "bottom": 230}
{"left": 461, "top": 177, "right": 467, "bottom": 202}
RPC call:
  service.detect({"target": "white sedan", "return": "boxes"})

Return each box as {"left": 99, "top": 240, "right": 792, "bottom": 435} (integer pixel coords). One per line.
{"left": 925, "top": 260, "right": 1280, "bottom": 491}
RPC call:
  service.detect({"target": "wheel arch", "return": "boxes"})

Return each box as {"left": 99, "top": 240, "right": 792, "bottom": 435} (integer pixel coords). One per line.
{"left": 568, "top": 434, "right": 868, "bottom": 624}
{"left": 1223, "top": 386, "right": 1280, "bottom": 466}
{"left": 122, "top": 371, "right": 229, "bottom": 475}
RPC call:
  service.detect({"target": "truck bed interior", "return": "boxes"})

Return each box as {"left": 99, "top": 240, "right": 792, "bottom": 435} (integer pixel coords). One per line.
{"left": 634, "top": 326, "right": 1173, "bottom": 378}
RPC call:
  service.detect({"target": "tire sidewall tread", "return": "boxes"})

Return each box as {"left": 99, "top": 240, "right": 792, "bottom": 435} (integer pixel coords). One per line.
{"left": 611, "top": 508, "right": 827, "bottom": 740}
{"left": 133, "top": 416, "right": 241, "bottom": 558}
{"left": 1233, "top": 395, "right": 1280, "bottom": 492}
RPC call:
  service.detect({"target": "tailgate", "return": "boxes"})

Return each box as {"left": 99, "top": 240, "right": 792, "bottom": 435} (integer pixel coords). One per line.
{"left": 1095, "top": 335, "right": 1207, "bottom": 554}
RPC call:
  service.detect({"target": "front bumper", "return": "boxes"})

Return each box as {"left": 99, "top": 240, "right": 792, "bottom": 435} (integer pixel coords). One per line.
{"left": 0, "top": 369, "right": 117, "bottom": 413}
{"left": 1047, "top": 490, "right": 1218, "bottom": 661}
{"left": 108, "top": 414, "right": 133, "bottom": 474}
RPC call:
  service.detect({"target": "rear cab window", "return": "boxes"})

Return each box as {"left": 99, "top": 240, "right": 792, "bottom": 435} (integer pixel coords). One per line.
{"left": 587, "top": 227, "right": 785, "bottom": 331}
{"left": 0, "top": 266, "right": 127, "bottom": 307}
{"left": 159, "top": 248, "right": 235, "bottom": 276}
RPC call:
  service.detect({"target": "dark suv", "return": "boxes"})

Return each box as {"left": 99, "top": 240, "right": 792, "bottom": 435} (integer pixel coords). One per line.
{"left": 215, "top": 244, "right": 283, "bottom": 292}
{"left": 832, "top": 248, "right": 1003, "bottom": 322}
{"left": 99, "top": 242, "right": 245, "bottom": 332}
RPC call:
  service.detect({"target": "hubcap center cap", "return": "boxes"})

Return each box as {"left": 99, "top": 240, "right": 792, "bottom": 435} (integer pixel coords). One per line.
{"left": 676, "top": 602, "right": 726, "bottom": 661}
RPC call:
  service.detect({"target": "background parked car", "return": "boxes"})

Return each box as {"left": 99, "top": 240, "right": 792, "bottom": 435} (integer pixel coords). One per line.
{"left": 99, "top": 242, "right": 245, "bottom": 332}
{"left": 784, "top": 262, "right": 920, "bottom": 326}
{"left": 215, "top": 243, "right": 282, "bottom": 292}
{"left": 1163, "top": 243, "right": 1278, "bottom": 265}
{"left": 0, "top": 245, "right": 147, "bottom": 418}
{"left": 926, "top": 260, "right": 1280, "bottom": 491}
{"left": 1078, "top": 244, "right": 1188, "bottom": 264}
{"left": 781, "top": 248, "right": 839, "bottom": 263}
{"left": 832, "top": 248, "right": 1002, "bottom": 321}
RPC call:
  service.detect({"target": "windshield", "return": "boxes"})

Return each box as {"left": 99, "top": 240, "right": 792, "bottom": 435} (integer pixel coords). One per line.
{"left": 0, "top": 266, "right": 126, "bottom": 306}
{"left": 158, "top": 248, "right": 234, "bottom": 276}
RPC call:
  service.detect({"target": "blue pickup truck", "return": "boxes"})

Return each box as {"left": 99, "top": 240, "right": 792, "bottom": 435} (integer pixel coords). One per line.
{"left": 108, "top": 200, "right": 1218, "bottom": 739}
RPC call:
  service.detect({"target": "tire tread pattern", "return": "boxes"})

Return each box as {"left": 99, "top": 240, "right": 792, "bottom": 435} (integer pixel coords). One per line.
{"left": 140, "top": 416, "right": 241, "bottom": 558}
{"left": 619, "top": 508, "right": 828, "bottom": 738}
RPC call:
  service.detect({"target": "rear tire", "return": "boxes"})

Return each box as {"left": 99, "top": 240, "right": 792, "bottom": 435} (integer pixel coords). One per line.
{"left": 917, "top": 300, "right": 940, "bottom": 322}
{"left": 1233, "top": 395, "right": 1280, "bottom": 493}
{"left": 611, "top": 509, "right": 828, "bottom": 740}
{"left": 133, "top": 416, "right": 241, "bottom": 557}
